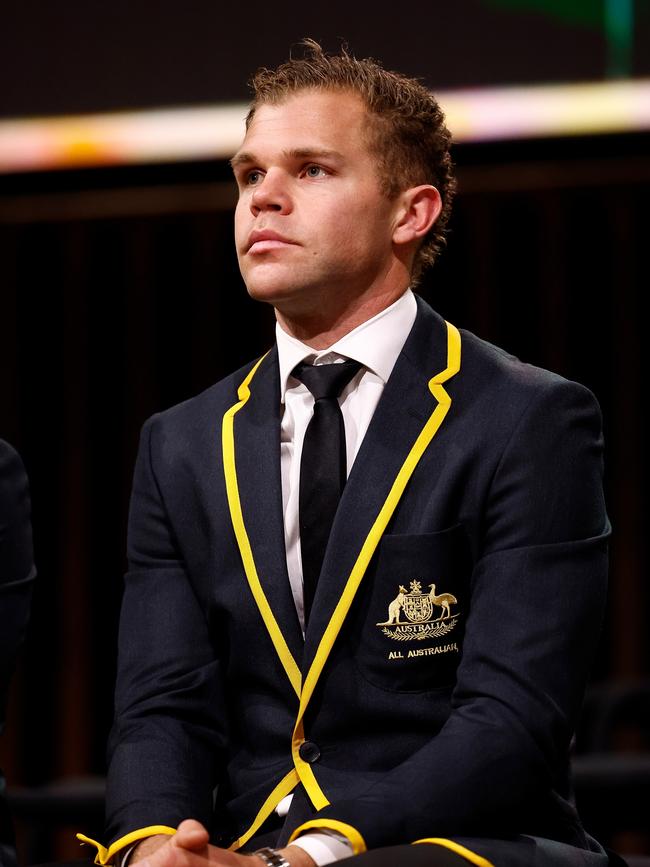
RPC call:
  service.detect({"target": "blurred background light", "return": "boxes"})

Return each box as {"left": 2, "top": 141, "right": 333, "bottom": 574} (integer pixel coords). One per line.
{"left": 2, "top": 78, "right": 650, "bottom": 173}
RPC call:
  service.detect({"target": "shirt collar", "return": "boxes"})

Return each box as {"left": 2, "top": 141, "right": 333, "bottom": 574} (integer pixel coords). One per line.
{"left": 276, "top": 289, "right": 417, "bottom": 401}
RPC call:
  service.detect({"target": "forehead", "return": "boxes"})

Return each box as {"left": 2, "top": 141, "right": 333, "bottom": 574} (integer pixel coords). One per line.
{"left": 241, "top": 89, "right": 370, "bottom": 153}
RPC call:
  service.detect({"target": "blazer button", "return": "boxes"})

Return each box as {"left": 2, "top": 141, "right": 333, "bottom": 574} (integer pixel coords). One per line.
{"left": 298, "top": 740, "right": 321, "bottom": 764}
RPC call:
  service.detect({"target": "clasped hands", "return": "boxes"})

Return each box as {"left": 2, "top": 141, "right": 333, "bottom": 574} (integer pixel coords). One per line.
{"left": 130, "top": 820, "right": 315, "bottom": 867}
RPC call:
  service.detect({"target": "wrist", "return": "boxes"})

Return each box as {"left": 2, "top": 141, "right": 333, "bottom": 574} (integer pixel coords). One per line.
{"left": 280, "top": 845, "right": 317, "bottom": 867}
{"left": 253, "top": 846, "right": 315, "bottom": 867}
{"left": 251, "top": 848, "right": 288, "bottom": 867}
{"left": 129, "top": 835, "right": 170, "bottom": 864}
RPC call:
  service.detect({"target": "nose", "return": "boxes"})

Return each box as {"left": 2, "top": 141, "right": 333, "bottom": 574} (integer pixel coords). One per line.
{"left": 250, "top": 169, "right": 291, "bottom": 215}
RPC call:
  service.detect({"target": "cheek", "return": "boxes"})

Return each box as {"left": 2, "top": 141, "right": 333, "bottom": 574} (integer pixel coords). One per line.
{"left": 234, "top": 200, "right": 249, "bottom": 244}
{"left": 326, "top": 207, "right": 388, "bottom": 260}
{"left": 319, "top": 201, "right": 367, "bottom": 249}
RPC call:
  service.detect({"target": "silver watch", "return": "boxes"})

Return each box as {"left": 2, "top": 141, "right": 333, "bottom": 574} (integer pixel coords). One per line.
{"left": 253, "top": 846, "right": 290, "bottom": 867}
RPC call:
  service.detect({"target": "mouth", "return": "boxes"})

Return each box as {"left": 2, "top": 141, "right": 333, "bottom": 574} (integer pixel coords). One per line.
{"left": 246, "top": 230, "right": 298, "bottom": 254}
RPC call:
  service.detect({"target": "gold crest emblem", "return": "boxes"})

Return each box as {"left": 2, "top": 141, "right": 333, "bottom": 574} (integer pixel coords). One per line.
{"left": 377, "top": 580, "right": 460, "bottom": 642}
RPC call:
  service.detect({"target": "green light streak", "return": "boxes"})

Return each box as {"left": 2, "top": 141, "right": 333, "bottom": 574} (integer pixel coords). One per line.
{"left": 605, "top": 0, "right": 634, "bottom": 76}
{"left": 484, "top": 0, "right": 604, "bottom": 29}
{"left": 484, "top": 0, "right": 635, "bottom": 78}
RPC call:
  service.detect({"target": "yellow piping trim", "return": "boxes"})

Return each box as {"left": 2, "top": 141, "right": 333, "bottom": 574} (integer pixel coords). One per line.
{"left": 414, "top": 838, "right": 495, "bottom": 867}
{"left": 228, "top": 768, "right": 300, "bottom": 851}
{"left": 76, "top": 826, "right": 176, "bottom": 865}
{"left": 289, "top": 819, "right": 367, "bottom": 855}
{"left": 290, "top": 716, "right": 330, "bottom": 810}
{"left": 291, "top": 321, "right": 461, "bottom": 807}
{"left": 222, "top": 353, "right": 302, "bottom": 699}
{"left": 293, "top": 757, "right": 328, "bottom": 810}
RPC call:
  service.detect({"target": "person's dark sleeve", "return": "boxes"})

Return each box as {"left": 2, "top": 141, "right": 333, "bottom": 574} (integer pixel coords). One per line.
{"left": 0, "top": 440, "right": 36, "bottom": 720}
{"left": 104, "top": 417, "right": 229, "bottom": 844}
{"left": 0, "top": 440, "right": 35, "bottom": 867}
{"left": 295, "top": 378, "right": 609, "bottom": 849}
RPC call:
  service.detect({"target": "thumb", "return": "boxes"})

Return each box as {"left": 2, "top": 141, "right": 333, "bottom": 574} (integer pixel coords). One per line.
{"left": 172, "top": 819, "right": 211, "bottom": 851}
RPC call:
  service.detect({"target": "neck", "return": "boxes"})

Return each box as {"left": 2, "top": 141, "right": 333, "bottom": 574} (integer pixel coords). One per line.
{"left": 275, "top": 285, "right": 409, "bottom": 350}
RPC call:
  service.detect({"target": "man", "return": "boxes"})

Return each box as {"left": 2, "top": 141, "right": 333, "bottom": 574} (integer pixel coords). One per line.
{"left": 84, "top": 41, "right": 610, "bottom": 867}
{"left": 1, "top": 439, "right": 36, "bottom": 867}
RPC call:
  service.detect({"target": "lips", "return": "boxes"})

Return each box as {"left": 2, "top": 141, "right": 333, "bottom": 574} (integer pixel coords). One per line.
{"left": 246, "top": 229, "right": 297, "bottom": 254}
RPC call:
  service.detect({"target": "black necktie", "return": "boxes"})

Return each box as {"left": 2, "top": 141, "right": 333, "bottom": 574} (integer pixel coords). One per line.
{"left": 292, "top": 358, "right": 362, "bottom": 624}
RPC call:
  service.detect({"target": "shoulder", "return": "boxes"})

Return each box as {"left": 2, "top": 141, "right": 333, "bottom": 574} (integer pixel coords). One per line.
{"left": 413, "top": 295, "right": 598, "bottom": 415}
{"left": 0, "top": 439, "right": 30, "bottom": 522}
{"left": 0, "top": 438, "right": 25, "bottom": 472}
{"left": 456, "top": 327, "right": 601, "bottom": 424}
{"left": 457, "top": 330, "right": 607, "bottom": 527}
{"left": 411, "top": 296, "right": 603, "bottom": 444}
{"left": 0, "top": 439, "right": 34, "bottom": 584}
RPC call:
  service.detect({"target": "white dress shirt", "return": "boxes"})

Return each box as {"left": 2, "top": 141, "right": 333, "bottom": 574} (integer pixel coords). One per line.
{"left": 274, "top": 289, "right": 417, "bottom": 864}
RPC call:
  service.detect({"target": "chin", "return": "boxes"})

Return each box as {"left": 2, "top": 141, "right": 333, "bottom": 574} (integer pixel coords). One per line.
{"left": 245, "top": 278, "right": 297, "bottom": 307}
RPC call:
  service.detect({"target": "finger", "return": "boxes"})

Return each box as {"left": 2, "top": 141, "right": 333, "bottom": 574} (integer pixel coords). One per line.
{"left": 172, "top": 820, "right": 211, "bottom": 851}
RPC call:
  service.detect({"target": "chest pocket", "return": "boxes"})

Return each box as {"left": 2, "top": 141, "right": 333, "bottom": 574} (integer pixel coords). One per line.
{"left": 352, "top": 524, "right": 472, "bottom": 692}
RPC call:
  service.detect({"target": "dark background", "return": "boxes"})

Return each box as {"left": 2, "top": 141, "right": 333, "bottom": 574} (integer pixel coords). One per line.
{"left": 2, "top": 0, "right": 650, "bottom": 118}
{"left": 1, "top": 1, "right": 649, "bottom": 863}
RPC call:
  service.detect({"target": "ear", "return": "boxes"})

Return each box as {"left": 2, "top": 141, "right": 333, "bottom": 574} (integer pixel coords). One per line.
{"left": 392, "top": 185, "right": 442, "bottom": 248}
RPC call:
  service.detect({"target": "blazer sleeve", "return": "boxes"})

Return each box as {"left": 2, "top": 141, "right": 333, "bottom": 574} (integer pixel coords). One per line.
{"left": 302, "top": 377, "right": 610, "bottom": 848}
{"left": 105, "top": 416, "right": 229, "bottom": 842}
{"left": 0, "top": 439, "right": 36, "bottom": 719}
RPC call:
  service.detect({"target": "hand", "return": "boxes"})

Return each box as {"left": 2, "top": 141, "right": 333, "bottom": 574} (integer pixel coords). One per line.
{"left": 130, "top": 821, "right": 249, "bottom": 867}
{"left": 130, "top": 820, "right": 315, "bottom": 867}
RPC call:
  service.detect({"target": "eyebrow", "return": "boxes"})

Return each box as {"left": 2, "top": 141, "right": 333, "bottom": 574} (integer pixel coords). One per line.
{"left": 229, "top": 147, "right": 345, "bottom": 170}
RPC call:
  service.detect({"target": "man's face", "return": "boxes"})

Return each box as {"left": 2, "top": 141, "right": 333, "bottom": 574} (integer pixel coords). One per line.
{"left": 232, "top": 89, "right": 401, "bottom": 318}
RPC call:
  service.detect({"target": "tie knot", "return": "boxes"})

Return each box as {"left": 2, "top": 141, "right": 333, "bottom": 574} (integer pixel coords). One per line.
{"left": 292, "top": 358, "right": 362, "bottom": 401}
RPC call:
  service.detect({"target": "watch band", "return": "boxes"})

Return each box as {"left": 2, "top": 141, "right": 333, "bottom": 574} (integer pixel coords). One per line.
{"left": 253, "top": 847, "right": 290, "bottom": 867}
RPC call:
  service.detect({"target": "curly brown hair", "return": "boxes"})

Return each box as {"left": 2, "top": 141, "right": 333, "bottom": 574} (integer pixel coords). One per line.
{"left": 246, "top": 39, "right": 456, "bottom": 283}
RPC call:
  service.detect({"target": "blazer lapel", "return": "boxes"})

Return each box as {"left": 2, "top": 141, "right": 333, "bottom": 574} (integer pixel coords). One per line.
{"left": 302, "top": 300, "right": 457, "bottom": 680}
{"left": 223, "top": 299, "right": 461, "bottom": 814}
{"left": 224, "top": 347, "right": 304, "bottom": 687}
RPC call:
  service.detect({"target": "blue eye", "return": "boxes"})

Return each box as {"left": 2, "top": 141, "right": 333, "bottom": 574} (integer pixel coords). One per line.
{"left": 305, "top": 165, "right": 325, "bottom": 178}
{"left": 247, "top": 170, "right": 263, "bottom": 185}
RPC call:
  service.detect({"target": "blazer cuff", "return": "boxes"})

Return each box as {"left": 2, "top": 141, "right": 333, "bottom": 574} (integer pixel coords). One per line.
{"left": 288, "top": 819, "right": 366, "bottom": 856}
{"left": 76, "top": 826, "right": 176, "bottom": 865}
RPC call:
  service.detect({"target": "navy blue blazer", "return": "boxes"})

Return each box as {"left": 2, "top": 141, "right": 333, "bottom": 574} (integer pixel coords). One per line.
{"left": 104, "top": 297, "right": 609, "bottom": 860}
